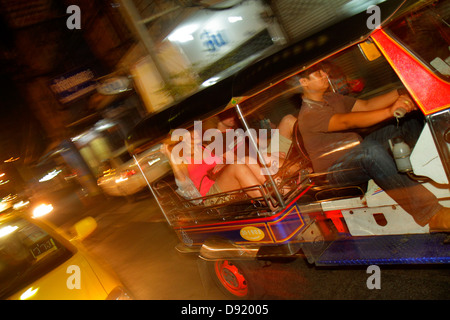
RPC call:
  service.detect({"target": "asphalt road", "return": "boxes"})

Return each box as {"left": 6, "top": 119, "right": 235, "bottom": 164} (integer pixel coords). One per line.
{"left": 78, "top": 196, "right": 228, "bottom": 300}
{"left": 70, "top": 195, "right": 449, "bottom": 300}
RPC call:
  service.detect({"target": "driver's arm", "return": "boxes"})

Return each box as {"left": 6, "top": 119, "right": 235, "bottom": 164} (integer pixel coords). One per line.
{"left": 351, "top": 89, "right": 400, "bottom": 112}
{"left": 328, "top": 93, "right": 416, "bottom": 132}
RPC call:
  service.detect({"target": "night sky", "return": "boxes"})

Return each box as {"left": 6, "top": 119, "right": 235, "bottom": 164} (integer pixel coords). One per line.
{"left": 0, "top": 5, "right": 80, "bottom": 166}
{"left": 0, "top": 69, "right": 46, "bottom": 167}
{"left": 0, "top": 75, "right": 23, "bottom": 160}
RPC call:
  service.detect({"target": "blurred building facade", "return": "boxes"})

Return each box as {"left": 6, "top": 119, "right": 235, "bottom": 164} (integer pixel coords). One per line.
{"left": 0, "top": 0, "right": 138, "bottom": 198}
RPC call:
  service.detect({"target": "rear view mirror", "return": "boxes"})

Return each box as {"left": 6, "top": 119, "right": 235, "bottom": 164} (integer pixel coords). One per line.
{"left": 359, "top": 40, "right": 382, "bottom": 61}
{"left": 71, "top": 216, "right": 97, "bottom": 241}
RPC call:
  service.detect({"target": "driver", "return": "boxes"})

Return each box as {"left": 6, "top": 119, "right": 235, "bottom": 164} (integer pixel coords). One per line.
{"left": 297, "top": 65, "right": 450, "bottom": 232}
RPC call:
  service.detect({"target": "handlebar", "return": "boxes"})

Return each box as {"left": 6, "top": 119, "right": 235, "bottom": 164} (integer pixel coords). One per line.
{"left": 394, "top": 107, "right": 406, "bottom": 118}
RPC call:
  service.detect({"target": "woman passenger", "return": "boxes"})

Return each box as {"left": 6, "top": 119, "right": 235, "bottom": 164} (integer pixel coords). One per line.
{"left": 161, "top": 136, "right": 269, "bottom": 205}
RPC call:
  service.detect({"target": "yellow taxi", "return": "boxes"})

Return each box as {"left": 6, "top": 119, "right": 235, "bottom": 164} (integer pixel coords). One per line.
{"left": 0, "top": 208, "right": 132, "bottom": 300}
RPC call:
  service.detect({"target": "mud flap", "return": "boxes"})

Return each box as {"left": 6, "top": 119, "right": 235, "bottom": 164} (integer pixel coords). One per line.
{"left": 297, "top": 220, "right": 337, "bottom": 264}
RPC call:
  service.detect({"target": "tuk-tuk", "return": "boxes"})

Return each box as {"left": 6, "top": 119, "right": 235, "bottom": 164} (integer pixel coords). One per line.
{"left": 126, "top": 0, "right": 449, "bottom": 299}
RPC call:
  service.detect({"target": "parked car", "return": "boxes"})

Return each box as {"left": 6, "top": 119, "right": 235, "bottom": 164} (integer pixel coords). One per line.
{"left": 97, "top": 144, "right": 171, "bottom": 197}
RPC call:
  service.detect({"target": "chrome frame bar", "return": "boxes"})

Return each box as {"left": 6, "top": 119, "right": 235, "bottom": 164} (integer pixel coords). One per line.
{"left": 235, "top": 103, "right": 286, "bottom": 208}
{"left": 133, "top": 153, "right": 173, "bottom": 226}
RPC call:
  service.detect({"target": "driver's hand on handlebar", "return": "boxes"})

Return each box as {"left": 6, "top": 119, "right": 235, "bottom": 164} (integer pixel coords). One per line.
{"left": 391, "top": 95, "right": 417, "bottom": 116}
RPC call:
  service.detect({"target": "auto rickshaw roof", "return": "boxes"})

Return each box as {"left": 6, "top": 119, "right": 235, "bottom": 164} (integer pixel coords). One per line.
{"left": 231, "top": 0, "right": 414, "bottom": 98}
{"left": 126, "top": 0, "right": 413, "bottom": 154}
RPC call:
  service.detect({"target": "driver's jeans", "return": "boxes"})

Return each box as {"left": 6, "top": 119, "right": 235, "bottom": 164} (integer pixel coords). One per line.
{"left": 327, "top": 117, "right": 442, "bottom": 226}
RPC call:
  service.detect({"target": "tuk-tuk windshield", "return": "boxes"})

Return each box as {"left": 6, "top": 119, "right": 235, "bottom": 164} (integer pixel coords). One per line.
{"left": 387, "top": 0, "right": 450, "bottom": 80}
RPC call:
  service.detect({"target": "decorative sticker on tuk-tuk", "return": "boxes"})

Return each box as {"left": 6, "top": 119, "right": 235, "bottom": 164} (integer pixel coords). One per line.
{"left": 267, "top": 204, "right": 306, "bottom": 243}
{"left": 240, "top": 226, "right": 265, "bottom": 242}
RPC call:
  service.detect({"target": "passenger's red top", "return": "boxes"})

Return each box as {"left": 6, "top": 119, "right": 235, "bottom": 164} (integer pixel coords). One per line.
{"left": 187, "top": 148, "right": 221, "bottom": 196}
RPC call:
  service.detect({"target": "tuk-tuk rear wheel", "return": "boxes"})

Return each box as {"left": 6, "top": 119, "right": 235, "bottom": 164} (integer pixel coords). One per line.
{"left": 214, "top": 260, "right": 249, "bottom": 298}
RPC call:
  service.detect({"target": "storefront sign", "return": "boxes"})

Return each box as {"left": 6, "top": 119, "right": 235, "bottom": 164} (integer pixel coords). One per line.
{"left": 50, "top": 68, "right": 97, "bottom": 104}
